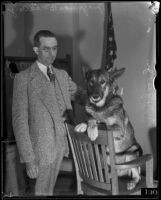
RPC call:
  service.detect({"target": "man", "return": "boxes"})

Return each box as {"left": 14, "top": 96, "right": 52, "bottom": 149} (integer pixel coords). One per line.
{"left": 12, "top": 30, "right": 85, "bottom": 196}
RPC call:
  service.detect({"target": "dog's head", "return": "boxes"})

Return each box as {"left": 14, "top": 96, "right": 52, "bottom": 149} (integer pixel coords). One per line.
{"left": 83, "top": 66, "right": 125, "bottom": 107}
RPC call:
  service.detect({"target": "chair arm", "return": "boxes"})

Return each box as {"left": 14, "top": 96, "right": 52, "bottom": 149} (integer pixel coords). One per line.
{"left": 115, "top": 154, "right": 153, "bottom": 170}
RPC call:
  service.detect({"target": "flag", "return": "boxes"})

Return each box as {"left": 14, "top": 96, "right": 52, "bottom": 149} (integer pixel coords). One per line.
{"left": 102, "top": 2, "right": 117, "bottom": 71}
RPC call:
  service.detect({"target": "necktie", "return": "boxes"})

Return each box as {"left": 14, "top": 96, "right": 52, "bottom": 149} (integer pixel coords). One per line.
{"left": 47, "top": 66, "right": 55, "bottom": 82}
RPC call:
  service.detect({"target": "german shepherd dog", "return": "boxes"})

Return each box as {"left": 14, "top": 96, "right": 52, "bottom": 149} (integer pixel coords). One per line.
{"left": 75, "top": 67, "right": 143, "bottom": 190}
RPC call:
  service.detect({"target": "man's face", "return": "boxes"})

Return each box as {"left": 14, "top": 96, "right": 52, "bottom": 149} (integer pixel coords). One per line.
{"left": 34, "top": 36, "right": 58, "bottom": 66}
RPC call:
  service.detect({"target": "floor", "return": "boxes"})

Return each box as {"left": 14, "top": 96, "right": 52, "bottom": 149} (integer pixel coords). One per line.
{"left": 54, "top": 172, "right": 77, "bottom": 195}
{"left": 4, "top": 165, "right": 158, "bottom": 197}
{"left": 24, "top": 172, "right": 77, "bottom": 196}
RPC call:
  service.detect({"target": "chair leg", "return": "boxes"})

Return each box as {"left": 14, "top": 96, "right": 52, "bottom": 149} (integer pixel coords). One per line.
{"left": 74, "top": 152, "right": 83, "bottom": 194}
{"left": 65, "top": 123, "right": 83, "bottom": 194}
{"left": 112, "top": 176, "right": 119, "bottom": 195}
{"left": 153, "top": 180, "right": 158, "bottom": 188}
{"left": 76, "top": 175, "right": 83, "bottom": 194}
{"left": 146, "top": 158, "right": 154, "bottom": 188}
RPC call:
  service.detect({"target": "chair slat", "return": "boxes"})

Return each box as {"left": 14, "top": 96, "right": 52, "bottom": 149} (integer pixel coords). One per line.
{"left": 101, "top": 145, "right": 110, "bottom": 183}
{"left": 77, "top": 140, "right": 89, "bottom": 177}
{"left": 75, "top": 139, "right": 87, "bottom": 176}
{"left": 82, "top": 143, "right": 94, "bottom": 179}
{"left": 71, "top": 138, "right": 83, "bottom": 175}
{"left": 94, "top": 144, "right": 104, "bottom": 182}
{"left": 88, "top": 143, "right": 99, "bottom": 181}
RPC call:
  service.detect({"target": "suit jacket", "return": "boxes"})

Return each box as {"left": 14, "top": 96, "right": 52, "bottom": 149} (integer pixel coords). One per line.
{"left": 12, "top": 62, "right": 77, "bottom": 165}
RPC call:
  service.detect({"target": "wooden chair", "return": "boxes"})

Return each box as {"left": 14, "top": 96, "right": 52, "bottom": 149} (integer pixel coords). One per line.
{"left": 65, "top": 123, "right": 156, "bottom": 195}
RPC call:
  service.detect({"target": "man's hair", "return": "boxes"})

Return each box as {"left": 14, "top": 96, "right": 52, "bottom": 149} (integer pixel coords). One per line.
{"left": 33, "top": 30, "right": 57, "bottom": 47}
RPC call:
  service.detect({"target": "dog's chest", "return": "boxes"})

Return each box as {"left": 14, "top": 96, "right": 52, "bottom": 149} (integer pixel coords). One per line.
{"left": 85, "top": 104, "right": 115, "bottom": 125}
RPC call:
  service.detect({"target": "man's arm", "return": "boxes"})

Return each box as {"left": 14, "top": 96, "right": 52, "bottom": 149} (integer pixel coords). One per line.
{"left": 67, "top": 75, "right": 87, "bottom": 105}
{"left": 12, "top": 73, "right": 38, "bottom": 178}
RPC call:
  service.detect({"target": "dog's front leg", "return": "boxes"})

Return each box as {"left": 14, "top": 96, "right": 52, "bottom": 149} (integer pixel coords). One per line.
{"left": 125, "top": 155, "right": 141, "bottom": 190}
{"left": 127, "top": 167, "right": 141, "bottom": 190}
{"left": 74, "top": 123, "right": 88, "bottom": 133}
{"left": 87, "top": 119, "right": 98, "bottom": 141}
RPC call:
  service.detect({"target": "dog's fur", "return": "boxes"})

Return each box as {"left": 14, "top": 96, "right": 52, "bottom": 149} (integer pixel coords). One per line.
{"left": 82, "top": 67, "right": 143, "bottom": 190}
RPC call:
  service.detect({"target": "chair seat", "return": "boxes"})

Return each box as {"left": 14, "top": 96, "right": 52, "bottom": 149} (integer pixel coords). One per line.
{"left": 82, "top": 175, "right": 147, "bottom": 195}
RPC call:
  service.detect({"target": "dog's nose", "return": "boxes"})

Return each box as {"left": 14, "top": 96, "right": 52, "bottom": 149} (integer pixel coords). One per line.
{"left": 92, "top": 94, "right": 100, "bottom": 99}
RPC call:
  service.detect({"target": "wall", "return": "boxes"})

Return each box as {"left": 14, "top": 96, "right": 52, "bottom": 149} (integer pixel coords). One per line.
{"left": 4, "top": 4, "right": 26, "bottom": 56}
{"left": 72, "top": 3, "right": 104, "bottom": 121}
{"left": 78, "top": 3, "right": 104, "bottom": 70}
{"left": 112, "top": 2, "right": 156, "bottom": 172}
{"left": 4, "top": 3, "right": 75, "bottom": 58}
{"left": 4, "top": 3, "right": 104, "bottom": 75}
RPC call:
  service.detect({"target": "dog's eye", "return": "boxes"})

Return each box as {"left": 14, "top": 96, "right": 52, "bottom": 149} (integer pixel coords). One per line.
{"left": 89, "top": 81, "right": 94, "bottom": 86}
{"left": 100, "top": 80, "right": 106, "bottom": 85}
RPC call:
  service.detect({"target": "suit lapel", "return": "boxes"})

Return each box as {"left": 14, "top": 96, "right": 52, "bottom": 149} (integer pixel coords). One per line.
{"left": 52, "top": 67, "right": 68, "bottom": 108}
{"left": 30, "top": 63, "right": 62, "bottom": 123}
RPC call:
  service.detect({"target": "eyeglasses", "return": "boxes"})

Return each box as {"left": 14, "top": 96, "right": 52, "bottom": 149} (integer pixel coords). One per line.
{"left": 39, "top": 46, "right": 58, "bottom": 53}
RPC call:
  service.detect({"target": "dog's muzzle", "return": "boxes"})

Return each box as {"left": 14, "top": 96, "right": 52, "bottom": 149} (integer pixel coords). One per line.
{"left": 89, "top": 92, "right": 102, "bottom": 102}
{"left": 89, "top": 86, "right": 109, "bottom": 107}
{"left": 90, "top": 96, "right": 101, "bottom": 103}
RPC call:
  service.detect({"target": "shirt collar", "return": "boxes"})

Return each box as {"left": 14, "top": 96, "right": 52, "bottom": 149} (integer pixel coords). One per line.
{"left": 36, "top": 61, "right": 54, "bottom": 81}
{"left": 36, "top": 61, "right": 53, "bottom": 73}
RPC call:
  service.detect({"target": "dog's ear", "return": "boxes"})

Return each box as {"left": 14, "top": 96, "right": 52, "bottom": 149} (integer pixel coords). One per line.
{"left": 109, "top": 68, "right": 126, "bottom": 81}
{"left": 82, "top": 65, "right": 91, "bottom": 80}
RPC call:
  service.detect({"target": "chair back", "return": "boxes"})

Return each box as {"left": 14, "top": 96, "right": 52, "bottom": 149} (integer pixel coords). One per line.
{"left": 66, "top": 123, "right": 119, "bottom": 195}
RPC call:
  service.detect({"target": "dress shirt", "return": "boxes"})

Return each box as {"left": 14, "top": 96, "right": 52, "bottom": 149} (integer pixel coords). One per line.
{"left": 36, "top": 61, "right": 53, "bottom": 81}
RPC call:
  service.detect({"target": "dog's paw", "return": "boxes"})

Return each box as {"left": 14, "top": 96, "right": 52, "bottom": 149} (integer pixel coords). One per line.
{"left": 127, "top": 180, "right": 137, "bottom": 190}
{"left": 87, "top": 125, "right": 98, "bottom": 141}
{"left": 127, "top": 168, "right": 141, "bottom": 190}
{"left": 127, "top": 177, "right": 140, "bottom": 190}
{"left": 74, "top": 123, "right": 87, "bottom": 133}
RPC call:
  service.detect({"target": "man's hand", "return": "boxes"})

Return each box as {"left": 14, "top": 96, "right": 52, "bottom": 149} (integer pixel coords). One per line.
{"left": 26, "top": 160, "right": 39, "bottom": 179}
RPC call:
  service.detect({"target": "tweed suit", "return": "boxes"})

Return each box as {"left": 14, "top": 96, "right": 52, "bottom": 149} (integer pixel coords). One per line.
{"left": 12, "top": 62, "right": 77, "bottom": 195}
